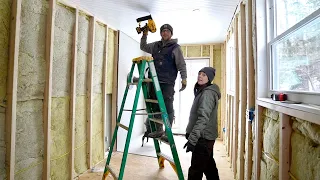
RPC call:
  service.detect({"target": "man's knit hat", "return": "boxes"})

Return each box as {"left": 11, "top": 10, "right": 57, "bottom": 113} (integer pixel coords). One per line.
{"left": 160, "top": 24, "right": 173, "bottom": 34}
{"left": 199, "top": 67, "right": 216, "bottom": 82}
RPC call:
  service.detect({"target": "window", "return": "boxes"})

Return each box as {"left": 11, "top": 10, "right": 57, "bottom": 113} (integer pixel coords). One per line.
{"left": 269, "top": 0, "right": 320, "bottom": 97}
{"left": 275, "top": 0, "right": 320, "bottom": 35}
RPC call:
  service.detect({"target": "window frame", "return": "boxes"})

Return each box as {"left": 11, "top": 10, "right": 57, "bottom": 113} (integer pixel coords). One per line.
{"left": 267, "top": 0, "right": 320, "bottom": 105}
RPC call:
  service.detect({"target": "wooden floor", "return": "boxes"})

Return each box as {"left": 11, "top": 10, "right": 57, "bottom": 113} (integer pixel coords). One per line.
{"left": 78, "top": 137, "right": 234, "bottom": 180}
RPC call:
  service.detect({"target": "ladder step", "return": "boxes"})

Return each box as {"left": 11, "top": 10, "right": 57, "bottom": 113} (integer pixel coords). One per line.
{"left": 135, "top": 112, "right": 162, "bottom": 115}
{"left": 128, "top": 79, "right": 152, "bottom": 86}
{"left": 145, "top": 99, "right": 158, "bottom": 103}
{"left": 156, "top": 137, "right": 170, "bottom": 145}
{"left": 149, "top": 118, "right": 164, "bottom": 124}
{"left": 123, "top": 108, "right": 146, "bottom": 111}
{"left": 104, "top": 165, "right": 118, "bottom": 179}
{"left": 157, "top": 152, "right": 175, "bottom": 165}
{"left": 128, "top": 82, "right": 138, "bottom": 85}
{"left": 143, "top": 78, "right": 152, "bottom": 82}
{"left": 117, "top": 123, "right": 129, "bottom": 131}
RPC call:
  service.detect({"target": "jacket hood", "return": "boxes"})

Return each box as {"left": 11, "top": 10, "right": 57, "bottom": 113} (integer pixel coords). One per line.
{"left": 204, "top": 83, "right": 221, "bottom": 100}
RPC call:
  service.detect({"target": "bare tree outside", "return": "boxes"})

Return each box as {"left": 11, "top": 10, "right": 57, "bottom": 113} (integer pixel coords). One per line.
{"left": 273, "top": 0, "right": 320, "bottom": 92}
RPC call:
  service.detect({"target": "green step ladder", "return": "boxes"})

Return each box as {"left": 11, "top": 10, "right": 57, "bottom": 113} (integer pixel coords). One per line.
{"left": 102, "top": 56, "right": 184, "bottom": 180}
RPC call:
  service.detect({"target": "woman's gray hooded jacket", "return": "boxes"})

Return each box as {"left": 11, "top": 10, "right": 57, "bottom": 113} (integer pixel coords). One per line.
{"left": 186, "top": 83, "right": 221, "bottom": 146}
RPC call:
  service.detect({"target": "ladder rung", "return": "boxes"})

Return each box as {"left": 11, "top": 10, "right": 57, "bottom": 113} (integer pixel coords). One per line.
{"left": 149, "top": 118, "right": 164, "bottom": 124}
{"left": 156, "top": 137, "right": 170, "bottom": 145}
{"left": 128, "top": 82, "right": 138, "bottom": 85}
{"left": 105, "top": 165, "right": 118, "bottom": 179}
{"left": 117, "top": 123, "right": 129, "bottom": 131}
{"left": 128, "top": 79, "right": 152, "bottom": 86}
{"left": 145, "top": 99, "right": 158, "bottom": 103}
{"left": 143, "top": 78, "right": 152, "bottom": 82}
{"left": 135, "top": 112, "right": 162, "bottom": 115}
{"left": 123, "top": 108, "right": 146, "bottom": 111}
{"left": 157, "top": 152, "right": 175, "bottom": 165}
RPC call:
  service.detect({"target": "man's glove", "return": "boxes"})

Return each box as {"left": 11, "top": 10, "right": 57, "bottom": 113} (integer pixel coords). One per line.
{"left": 185, "top": 133, "right": 189, "bottom": 140}
{"left": 183, "top": 141, "right": 195, "bottom": 153}
{"left": 179, "top": 79, "right": 187, "bottom": 92}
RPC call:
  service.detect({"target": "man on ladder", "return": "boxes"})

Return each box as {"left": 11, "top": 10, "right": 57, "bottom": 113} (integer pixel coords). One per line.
{"left": 140, "top": 23, "right": 187, "bottom": 140}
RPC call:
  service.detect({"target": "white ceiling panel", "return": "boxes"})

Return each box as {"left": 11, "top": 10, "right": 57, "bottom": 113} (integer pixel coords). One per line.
{"left": 67, "top": 0, "right": 239, "bottom": 44}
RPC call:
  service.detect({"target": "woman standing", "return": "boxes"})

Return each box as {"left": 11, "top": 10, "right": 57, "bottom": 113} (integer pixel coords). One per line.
{"left": 184, "top": 67, "right": 221, "bottom": 180}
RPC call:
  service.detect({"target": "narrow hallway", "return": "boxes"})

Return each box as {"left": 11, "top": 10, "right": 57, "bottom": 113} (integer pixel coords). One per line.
{"left": 78, "top": 136, "right": 234, "bottom": 180}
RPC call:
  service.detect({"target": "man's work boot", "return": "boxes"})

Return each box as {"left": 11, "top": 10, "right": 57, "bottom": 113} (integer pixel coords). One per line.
{"left": 148, "top": 124, "right": 164, "bottom": 138}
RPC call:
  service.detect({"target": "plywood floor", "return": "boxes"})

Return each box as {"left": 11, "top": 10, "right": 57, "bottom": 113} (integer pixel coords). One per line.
{"left": 77, "top": 136, "right": 234, "bottom": 180}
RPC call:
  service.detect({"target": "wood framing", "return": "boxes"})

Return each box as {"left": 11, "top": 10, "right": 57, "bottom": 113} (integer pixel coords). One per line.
{"left": 111, "top": 31, "right": 119, "bottom": 151}
{"left": 229, "top": 96, "right": 234, "bottom": 165}
{"left": 232, "top": 15, "right": 240, "bottom": 176}
{"left": 279, "top": 113, "right": 292, "bottom": 180}
{"left": 257, "top": 98, "right": 320, "bottom": 125}
{"left": 209, "top": 45, "right": 214, "bottom": 67}
{"left": 238, "top": 4, "right": 247, "bottom": 180}
{"left": 221, "top": 43, "right": 226, "bottom": 142}
{"left": 246, "top": 0, "right": 254, "bottom": 179}
{"left": 6, "top": 0, "right": 22, "bottom": 179}
{"left": 200, "top": 45, "right": 203, "bottom": 57}
{"left": 43, "top": 0, "right": 55, "bottom": 179}
{"left": 102, "top": 25, "right": 109, "bottom": 154}
{"left": 255, "top": 105, "right": 264, "bottom": 180}
{"left": 227, "top": 95, "right": 232, "bottom": 156}
{"left": 87, "top": 16, "right": 95, "bottom": 168}
{"left": 69, "top": 8, "right": 79, "bottom": 179}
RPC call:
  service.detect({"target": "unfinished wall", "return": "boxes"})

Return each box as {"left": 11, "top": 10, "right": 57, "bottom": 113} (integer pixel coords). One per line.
{"left": 50, "top": 4, "right": 75, "bottom": 180}
{"left": 260, "top": 109, "right": 279, "bottom": 180}
{"left": 106, "top": 29, "right": 116, "bottom": 94}
{"left": 92, "top": 22, "right": 106, "bottom": 165}
{"left": 15, "top": 0, "right": 47, "bottom": 179}
{"left": 0, "top": 0, "right": 10, "bottom": 179}
{"left": 259, "top": 109, "right": 320, "bottom": 180}
{"left": 74, "top": 12, "right": 89, "bottom": 175}
{"left": 291, "top": 118, "right": 320, "bottom": 180}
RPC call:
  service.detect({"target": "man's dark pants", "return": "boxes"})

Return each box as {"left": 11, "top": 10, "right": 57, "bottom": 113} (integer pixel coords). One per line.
{"left": 188, "top": 138, "right": 220, "bottom": 180}
{"left": 148, "top": 83, "right": 175, "bottom": 131}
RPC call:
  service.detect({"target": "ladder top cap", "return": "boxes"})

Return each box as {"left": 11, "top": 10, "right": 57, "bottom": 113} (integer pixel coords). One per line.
{"left": 132, "top": 56, "right": 154, "bottom": 62}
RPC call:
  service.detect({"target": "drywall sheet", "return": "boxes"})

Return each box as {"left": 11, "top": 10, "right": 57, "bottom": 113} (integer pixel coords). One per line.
{"left": 260, "top": 109, "right": 279, "bottom": 180}
{"left": 187, "top": 45, "right": 201, "bottom": 57}
{"left": 92, "top": 23, "right": 105, "bottom": 165}
{"left": 106, "top": 29, "right": 115, "bottom": 94}
{"left": 116, "top": 31, "right": 146, "bottom": 155}
{"left": 290, "top": 118, "right": 320, "bottom": 180}
{"left": 50, "top": 97, "right": 70, "bottom": 180}
{"left": 92, "top": 94, "right": 104, "bottom": 165}
{"left": 0, "top": 0, "right": 10, "bottom": 178}
{"left": 15, "top": 0, "right": 48, "bottom": 179}
{"left": 50, "top": 5, "right": 75, "bottom": 179}
{"left": 15, "top": 100, "right": 44, "bottom": 180}
{"left": 74, "top": 13, "right": 89, "bottom": 175}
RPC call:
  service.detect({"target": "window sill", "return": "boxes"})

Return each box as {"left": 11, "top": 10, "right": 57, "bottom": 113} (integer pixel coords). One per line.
{"left": 256, "top": 98, "right": 320, "bottom": 125}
